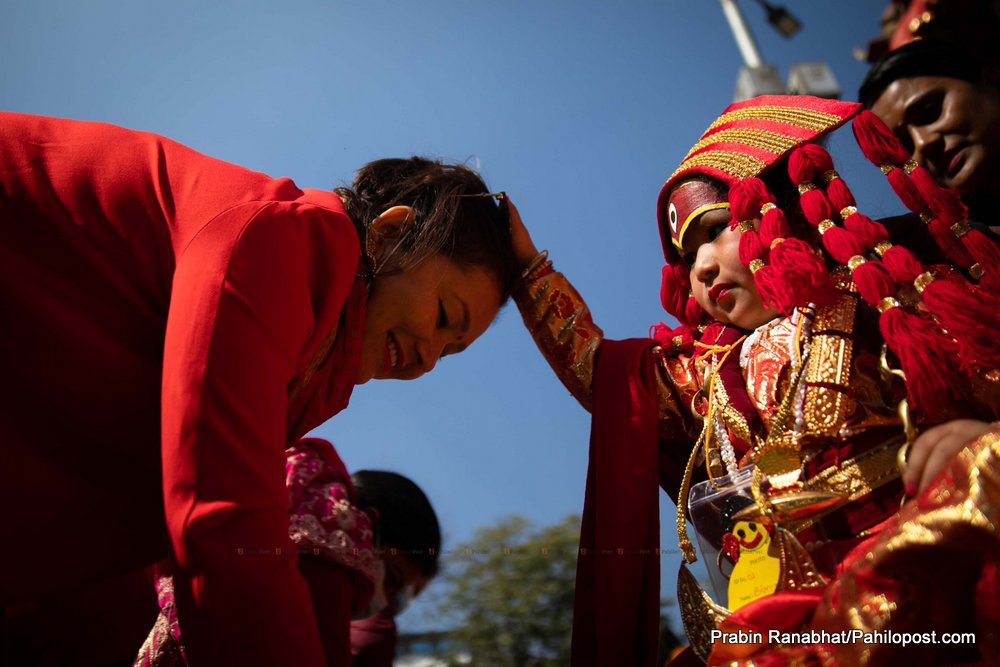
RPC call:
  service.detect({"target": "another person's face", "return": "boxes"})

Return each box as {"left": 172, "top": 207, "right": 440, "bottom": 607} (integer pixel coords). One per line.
{"left": 358, "top": 254, "right": 502, "bottom": 383}
{"left": 674, "top": 190, "right": 774, "bottom": 331}
{"left": 871, "top": 75, "right": 1000, "bottom": 195}
{"left": 381, "top": 550, "right": 428, "bottom": 613}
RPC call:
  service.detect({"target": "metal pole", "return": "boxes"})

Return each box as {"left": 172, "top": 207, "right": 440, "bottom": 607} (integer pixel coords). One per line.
{"left": 719, "top": 0, "right": 764, "bottom": 68}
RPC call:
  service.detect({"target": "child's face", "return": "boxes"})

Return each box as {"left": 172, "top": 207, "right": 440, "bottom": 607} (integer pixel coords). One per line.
{"left": 671, "top": 186, "right": 775, "bottom": 331}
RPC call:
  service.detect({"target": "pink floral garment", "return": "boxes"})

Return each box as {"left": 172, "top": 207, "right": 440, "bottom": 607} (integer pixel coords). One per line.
{"left": 135, "top": 439, "right": 376, "bottom": 666}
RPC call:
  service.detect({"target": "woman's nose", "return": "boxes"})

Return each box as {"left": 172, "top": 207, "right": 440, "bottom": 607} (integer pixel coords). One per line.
{"left": 910, "top": 125, "right": 942, "bottom": 167}
{"left": 415, "top": 338, "right": 444, "bottom": 375}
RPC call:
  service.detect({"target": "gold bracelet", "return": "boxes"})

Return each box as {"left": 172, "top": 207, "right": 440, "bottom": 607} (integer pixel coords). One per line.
{"left": 519, "top": 249, "right": 551, "bottom": 283}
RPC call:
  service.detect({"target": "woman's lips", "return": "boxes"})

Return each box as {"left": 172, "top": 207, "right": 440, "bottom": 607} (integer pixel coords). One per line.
{"left": 708, "top": 282, "right": 735, "bottom": 303}
{"left": 946, "top": 147, "right": 968, "bottom": 178}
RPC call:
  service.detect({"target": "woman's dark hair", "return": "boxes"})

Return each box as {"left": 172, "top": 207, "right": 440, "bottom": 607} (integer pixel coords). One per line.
{"left": 859, "top": 39, "right": 981, "bottom": 108}
{"left": 352, "top": 469, "right": 441, "bottom": 579}
{"left": 335, "top": 157, "right": 519, "bottom": 299}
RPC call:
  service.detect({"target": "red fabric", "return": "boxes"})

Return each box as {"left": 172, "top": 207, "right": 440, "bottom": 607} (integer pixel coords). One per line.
{"left": 299, "top": 557, "right": 363, "bottom": 667}
{"left": 0, "top": 112, "right": 364, "bottom": 665}
{"left": 571, "top": 339, "right": 661, "bottom": 667}
{"left": 350, "top": 606, "right": 397, "bottom": 667}
{"left": 4, "top": 565, "right": 158, "bottom": 665}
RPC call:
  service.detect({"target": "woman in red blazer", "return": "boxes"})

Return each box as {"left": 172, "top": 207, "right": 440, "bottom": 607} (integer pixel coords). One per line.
{"left": 0, "top": 111, "right": 516, "bottom": 665}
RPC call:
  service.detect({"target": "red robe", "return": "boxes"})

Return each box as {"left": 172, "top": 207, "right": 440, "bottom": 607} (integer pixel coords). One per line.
{"left": 0, "top": 112, "right": 365, "bottom": 665}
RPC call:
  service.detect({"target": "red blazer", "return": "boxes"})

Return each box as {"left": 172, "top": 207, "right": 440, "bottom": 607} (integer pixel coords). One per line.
{"left": 0, "top": 112, "right": 365, "bottom": 665}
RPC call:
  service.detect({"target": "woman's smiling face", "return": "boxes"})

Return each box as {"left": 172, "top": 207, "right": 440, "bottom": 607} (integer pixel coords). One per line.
{"left": 357, "top": 254, "right": 502, "bottom": 384}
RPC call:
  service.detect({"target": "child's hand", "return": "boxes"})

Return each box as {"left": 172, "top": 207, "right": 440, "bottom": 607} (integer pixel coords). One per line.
{"left": 506, "top": 199, "right": 540, "bottom": 269}
{"left": 905, "top": 419, "right": 993, "bottom": 494}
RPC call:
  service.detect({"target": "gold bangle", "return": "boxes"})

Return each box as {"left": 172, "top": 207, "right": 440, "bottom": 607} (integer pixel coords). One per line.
{"left": 520, "top": 249, "right": 550, "bottom": 280}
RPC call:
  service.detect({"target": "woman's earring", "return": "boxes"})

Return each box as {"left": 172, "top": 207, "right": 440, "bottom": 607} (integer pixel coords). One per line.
{"left": 359, "top": 225, "right": 380, "bottom": 282}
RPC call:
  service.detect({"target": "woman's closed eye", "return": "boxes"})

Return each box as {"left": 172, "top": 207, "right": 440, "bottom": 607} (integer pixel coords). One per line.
{"left": 906, "top": 91, "right": 943, "bottom": 127}
{"left": 437, "top": 300, "right": 448, "bottom": 329}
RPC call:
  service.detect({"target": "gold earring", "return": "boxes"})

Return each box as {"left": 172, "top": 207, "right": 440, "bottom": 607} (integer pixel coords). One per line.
{"left": 358, "top": 224, "right": 380, "bottom": 282}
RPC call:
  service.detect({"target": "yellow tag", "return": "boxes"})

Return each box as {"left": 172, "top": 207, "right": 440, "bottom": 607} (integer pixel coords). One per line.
{"left": 726, "top": 521, "right": 780, "bottom": 610}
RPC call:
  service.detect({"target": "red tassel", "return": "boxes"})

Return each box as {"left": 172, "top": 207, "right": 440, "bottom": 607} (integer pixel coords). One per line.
{"left": 927, "top": 217, "right": 976, "bottom": 267}
{"left": 825, "top": 177, "right": 855, "bottom": 213}
{"left": 649, "top": 322, "right": 672, "bottom": 343}
{"left": 885, "top": 168, "right": 928, "bottom": 214}
{"left": 759, "top": 207, "right": 790, "bottom": 247}
{"left": 923, "top": 186, "right": 969, "bottom": 225}
{"left": 962, "top": 229, "right": 1000, "bottom": 294}
{"left": 769, "top": 238, "right": 838, "bottom": 308}
{"left": 821, "top": 226, "right": 867, "bottom": 265}
{"left": 739, "top": 229, "right": 768, "bottom": 266}
{"left": 852, "top": 110, "right": 912, "bottom": 166}
{"left": 660, "top": 264, "right": 690, "bottom": 318}
{"left": 649, "top": 323, "right": 697, "bottom": 355}
{"left": 879, "top": 307, "right": 959, "bottom": 419}
{"left": 842, "top": 211, "right": 889, "bottom": 249}
{"left": 788, "top": 144, "right": 833, "bottom": 183}
{"left": 729, "top": 179, "right": 771, "bottom": 222}
{"left": 798, "top": 189, "right": 831, "bottom": 228}
{"left": 852, "top": 262, "right": 897, "bottom": 307}
{"left": 752, "top": 264, "right": 793, "bottom": 313}
{"left": 683, "top": 296, "right": 707, "bottom": 327}
{"left": 879, "top": 245, "right": 923, "bottom": 283}
{"left": 922, "top": 277, "right": 1000, "bottom": 370}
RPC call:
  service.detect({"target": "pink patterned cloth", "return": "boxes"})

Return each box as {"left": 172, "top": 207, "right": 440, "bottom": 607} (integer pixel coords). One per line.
{"left": 285, "top": 438, "right": 377, "bottom": 582}
{"left": 135, "top": 439, "right": 376, "bottom": 666}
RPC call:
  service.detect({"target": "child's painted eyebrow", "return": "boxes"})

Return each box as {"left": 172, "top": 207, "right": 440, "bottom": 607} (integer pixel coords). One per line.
{"left": 696, "top": 206, "right": 731, "bottom": 226}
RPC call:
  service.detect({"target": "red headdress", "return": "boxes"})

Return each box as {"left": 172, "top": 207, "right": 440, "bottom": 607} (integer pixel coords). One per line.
{"left": 656, "top": 96, "right": 859, "bottom": 323}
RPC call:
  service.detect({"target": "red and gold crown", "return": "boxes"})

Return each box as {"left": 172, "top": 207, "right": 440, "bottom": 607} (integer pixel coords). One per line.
{"left": 656, "top": 95, "right": 862, "bottom": 262}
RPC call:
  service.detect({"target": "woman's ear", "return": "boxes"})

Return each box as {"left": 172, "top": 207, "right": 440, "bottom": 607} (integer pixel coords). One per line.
{"left": 370, "top": 206, "right": 415, "bottom": 239}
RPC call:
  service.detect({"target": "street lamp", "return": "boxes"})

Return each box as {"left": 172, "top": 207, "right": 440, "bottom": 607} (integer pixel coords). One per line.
{"left": 755, "top": 0, "right": 802, "bottom": 38}
{"left": 719, "top": 0, "right": 839, "bottom": 101}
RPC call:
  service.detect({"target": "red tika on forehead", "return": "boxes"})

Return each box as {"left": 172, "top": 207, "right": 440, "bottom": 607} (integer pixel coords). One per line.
{"left": 656, "top": 95, "right": 861, "bottom": 263}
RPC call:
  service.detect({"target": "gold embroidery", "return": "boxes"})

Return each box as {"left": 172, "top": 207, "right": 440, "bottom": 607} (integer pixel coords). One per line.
{"left": 802, "top": 294, "right": 857, "bottom": 438}
{"left": 514, "top": 269, "right": 603, "bottom": 411}
{"left": 683, "top": 128, "right": 805, "bottom": 161}
{"left": 706, "top": 105, "right": 846, "bottom": 134}
{"left": 667, "top": 150, "right": 769, "bottom": 185}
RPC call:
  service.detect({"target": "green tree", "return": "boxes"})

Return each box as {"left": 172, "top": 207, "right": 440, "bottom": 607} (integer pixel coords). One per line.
{"left": 443, "top": 514, "right": 580, "bottom": 667}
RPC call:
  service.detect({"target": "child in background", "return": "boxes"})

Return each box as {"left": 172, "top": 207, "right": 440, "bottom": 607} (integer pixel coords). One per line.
{"left": 136, "top": 439, "right": 440, "bottom": 667}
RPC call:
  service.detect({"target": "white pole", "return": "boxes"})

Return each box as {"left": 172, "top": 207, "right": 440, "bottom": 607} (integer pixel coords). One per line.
{"left": 719, "top": 0, "right": 764, "bottom": 68}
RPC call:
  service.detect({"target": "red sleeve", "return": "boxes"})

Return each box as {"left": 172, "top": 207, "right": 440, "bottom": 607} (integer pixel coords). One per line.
{"left": 299, "top": 556, "right": 356, "bottom": 667}
{"left": 160, "top": 201, "right": 358, "bottom": 666}
{"left": 571, "top": 339, "right": 662, "bottom": 667}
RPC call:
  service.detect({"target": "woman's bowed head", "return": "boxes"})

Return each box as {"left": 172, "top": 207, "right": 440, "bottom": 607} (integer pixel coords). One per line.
{"left": 336, "top": 158, "right": 520, "bottom": 384}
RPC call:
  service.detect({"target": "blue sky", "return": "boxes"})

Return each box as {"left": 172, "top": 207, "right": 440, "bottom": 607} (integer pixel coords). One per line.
{"left": 2, "top": 0, "right": 897, "bottom": 635}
